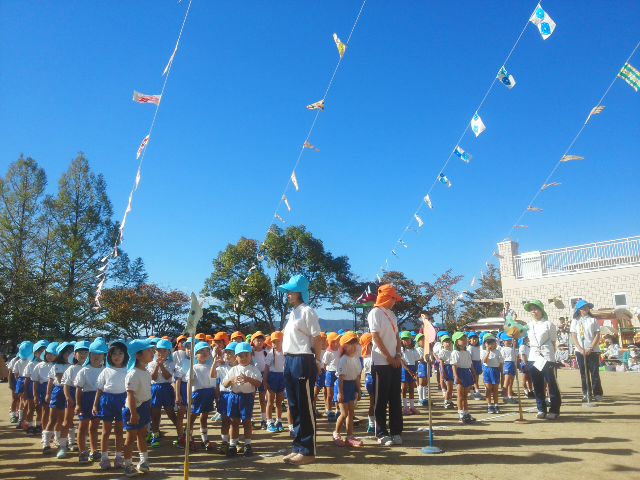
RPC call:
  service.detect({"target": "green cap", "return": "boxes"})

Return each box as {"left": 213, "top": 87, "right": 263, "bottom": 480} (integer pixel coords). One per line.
{"left": 483, "top": 334, "right": 496, "bottom": 343}
{"left": 452, "top": 332, "right": 467, "bottom": 344}
{"left": 400, "top": 331, "right": 412, "bottom": 340}
{"left": 440, "top": 335, "right": 452, "bottom": 342}
{"left": 523, "top": 299, "right": 547, "bottom": 316}
{"left": 415, "top": 333, "right": 425, "bottom": 343}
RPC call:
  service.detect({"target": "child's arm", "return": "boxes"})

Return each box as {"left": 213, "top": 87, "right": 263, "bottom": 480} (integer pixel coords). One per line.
{"left": 92, "top": 389, "right": 103, "bottom": 417}
{"left": 32, "top": 380, "right": 39, "bottom": 405}
{"left": 210, "top": 363, "right": 218, "bottom": 379}
{"left": 45, "top": 378, "right": 53, "bottom": 402}
{"left": 127, "top": 390, "right": 139, "bottom": 424}
{"left": 159, "top": 360, "right": 173, "bottom": 380}
{"left": 222, "top": 370, "right": 235, "bottom": 389}
{"left": 242, "top": 373, "right": 263, "bottom": 389}
{"left": 175, "top": 379, "right": 182, "bottom": 404}
{"left": 64, "top": 384, "right": 75, "bottom": 406}
{"left": 75, "top": 386, "right": 83, "bottom": 415}
{"left": 337, "top": 375, "right": 345, "bottom": 404}
{"left": 263, "top": 364, "right": 271, "bottom": 392}
{"left": 151, "top": 361, "right": 161, "bottom": 381}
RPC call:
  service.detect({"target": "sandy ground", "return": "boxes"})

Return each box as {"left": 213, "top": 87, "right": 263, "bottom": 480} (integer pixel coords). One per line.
{"left": 0, "top": 369, "right": 639, "bottom": 480}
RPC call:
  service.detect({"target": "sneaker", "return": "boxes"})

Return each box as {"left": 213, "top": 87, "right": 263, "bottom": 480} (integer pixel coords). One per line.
{"left": 204, "top": 441, "right": 215, "bottom": 451}
{"left": 91, "top": 451, "right": 102, "bottom": 462}
{"left": 114, "top": 455, "right": 125, "bottom": 469}
{"left": 546, "top": 413, "right": 558, "bottom": 420}
{"left": 124, "top": 464, "right": 137, "bottom": 477}
{"left": 409, "top": 407, "right": 420, "bottom": 415}
{"left": 150, "top": 434, "right": 160, "bottom": 448}
{"left": 211, "top": 413, "right": 222, "bottom": 422}
{"left": 68, "top": 443, "right": 79, "bottom": 452}
{"left": 582, "top": 395, "right": 590, "bottom": 403}
{"left": 217, "top": 441, "right": 229, "bottom": 455}
{"left": 347, "top": 436, "right": 363, "bottom": 448}
{"left": 56, "top": 446, "right": 68, "bottom": 459}
{"left": 78, "top": 451, "right": 90, "bottom": 463}
{"left": 487, "top": 406, "right": 494, "bottom": 414}
{"left": 289, "top": 427, "right": 295, "bottom": 438}
{"left": 536, "top": 411, "right": 546, "bottom": 419}
{"left": 466, "top": 414, "right": 477, "bottom": 423}
{"left": 333, "top": 432, "right": 346, "bottom": 447}
{"left": 226, "top": 445, "right": 237, "bottom": 457}
{"left": 267, "top": 422, "right": 278, "bottom": 433}
{"left": 378, "top": 435, "right": 393, "bottom": 446}
{"left": 367, "top": 423, "right": 375, "bottom": 434}
{"left": 391, "top": 435, "right": 403, "bottom": 445}
{"left": 402, "top": 406, "right": 411, "bottom": 415}
{"left": 494, "top": 406, "right": 501, "bottom": 414}
{"left": 9, "top": 413, "right": 18, "bottom": 423}
{"left": 509, "top": 397, "right": 518, "bottom": 404}
{"left": 260, "top": 420, "right": 268, "bottom": 430}
{"left": 527, "top": 391, "right": 535, "bottom": 399}
{"left": 275, "top": 421, "right": 284, "bottom": 432}
{"left": 243, "top": 444, "right": 253, "bottom": 457}
{"left": 459, "top": 416, "right": 467, "bottom": 424}
{"left": 420, "top": 399, "right": 429, "bottom": 407}
{"left": 99, "top": 457, "right": 111, "bottom": 469}
{"left": 137, "top": 461, "right": 150, "bottom": 473}
{"left": 595, "top": 395, "right": 603, "bottom": 402}
{"left": 34, "top": 425, "right": 43, "bottom": 434}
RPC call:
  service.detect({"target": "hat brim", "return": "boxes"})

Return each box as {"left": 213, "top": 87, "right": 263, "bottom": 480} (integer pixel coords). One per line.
{"left": 277, "top": 282, "right": 310, "bottom": 304}
{"left": 524, "top": 302, "right": 545, "bottom": 313}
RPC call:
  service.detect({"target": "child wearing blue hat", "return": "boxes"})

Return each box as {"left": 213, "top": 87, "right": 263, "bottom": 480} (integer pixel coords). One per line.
{"left": 23, "top": 340, "right": 48, "bottom": 435}
{"left": 173, "top": 337, "right": 193, "bottom": 447}
{"left": 58, "top": 341, "right": 90, "bottom": 457}
{"left": 499, "top": 333, "right": 517, "bottom": 404}
{"left": 12, "top": 341, "right": 34, "bottom": 432}
{"left": 184, "top": 341, "right": 216, "bottom": 452}
{"left": 75, "top": 338, "right": 107, "bottom": 463}
{"left": 37, "top": 342, "right": 58, "bottom": 451}
{"left": 122, "top": 339, "right": 155, "bottom": 477}
{"left": 147, "top": 338, "right": 179, "bottom": 449}
{"left": 44, "top": 342, "right": 74, "bottom": 457}
{"left": 451, "top": 332, "right": 477, "bottom": 424}
{"left": 482, "top": 335, "right": 504, "bottom": 414}
{"left": 223, "top": 342, "right": 263, "bottom": 457}
{"left": 93, "top": 340, "right": 129, "bottom": 469}
{"left": 7, "top": 349, "right": 20, "bottom": 425}
{"left": 210, "top": 341, "right": 238, "bottom": 454}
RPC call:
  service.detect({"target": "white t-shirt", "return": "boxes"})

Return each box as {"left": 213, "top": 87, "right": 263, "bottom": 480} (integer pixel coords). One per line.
{"left": 436, "top": 348, "right": 452, "bottom": 365}
{"left": 402, "top": 347, "right": 420, "bottom": 366}
{"left": 322, "top": 350, "right": 340, "bottom": 372}
{"left": 172, "top": 350, "right": 187, "bottom": 365}
{"left": 467, "top": 345, "right": 481, "bottom": 362}
{"left": 483, "top": 349, "right": 504, "bottom": 368}
{"left": 75, "top": 366, "right": 104, "bottom": 392}
{"left": 368, "top": 307, "right": 399, "bottom": 366}
{"left": 282, "top": 304, "right": 322, "bottom": 355}
{"left": 570, "top": 316, "right": 601, "bottom": 351}
{"left": 363, "top": 356, "right": 373, "bottom": 375}
{"left": 450, "top": 350, "right": 473, "bottom": 369}
{"left": 125, "top": 368, "right": 152, "bottom": 407}
{"left": 7, "top": 357, "right": 18, "bottom": 373}
{"left": 528, "top": 320, "right": 557, "bottom": 362}
{"left": 227, "top": 364, "right": 262, "bottom": 394}
{"left": 32, "top": 362, "right": 53, "bottom": 384}
{"left": 147, "top": 359, "right": 176, "bottom": 384}
{"left": 187, "top": 363, "right": 216, "bottom": 391}
{"left": 12, "top": 358, "right": 30, "bottom": 377}
{"left": 48, "top": 364, "right": 70, "bottom": 386}
{"left": 61, "top": 364, "right": 83, "bottom": 386}
{"left": 23, "top": 360, "right": 38, "bottom": 379}
{"left": 433, "top": 342, "right": 442, "bottom": 357}
{"left": 518, "top": 344, "right": 530, "bottom": 360}
{"left": 96, "top": 367, "right": 128, "bottom": 394}
{"left": 500, "top": 346, "right": 517, "bottom": 362}
{"left": 336, "top": 355, "right": 362, "bottom": 382}
{"left": 253, "top": 349, "right": 268, "bottom": 372}
{"left": 217, "top": 364, "right": 233, "bottom": 392}
{"left": 266, "top": 349, "right": 285, "bottom": 373}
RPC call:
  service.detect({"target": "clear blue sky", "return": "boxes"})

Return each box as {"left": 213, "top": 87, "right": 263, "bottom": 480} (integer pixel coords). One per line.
{"left": 2, "top": 1, "right": 639, "bottom": 313}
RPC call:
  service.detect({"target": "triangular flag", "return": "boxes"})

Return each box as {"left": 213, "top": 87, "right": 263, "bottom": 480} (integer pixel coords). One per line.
{"left": 391, "top": 249, "right": 398, "bottom": 257}
{"left": 424, "top": 195, "right": 432, "bottom": 209}
{"left": 541, "top": 182, "right": 561, "bottom": 191}
{"left": 513, "top": 225, "right": 529, "bottom": 229}
{"left": 470, "top": 276, "right": 476, "bottom": 287}
{"left": 291, "top": 171, "right": 299, "bottom": 191}
{"left": 414, "top": 213, "right": 424, "bottom": 228}
{"left": 135, "top": 168, "right": 141, "bottom": 189}
{"left": 454, "top": 146, "right": 472, "bottom": 163}
{"left": 306, "top": 99, "right": 325, "bottom": 111}
{"left": 618, "top": 63, "right": 640, "bottom": 92}
{"left": 438, "top": 173, "right": 452, "bottom": 188}
{"left": 303, "top": 140, "right": 320, "bottom": 152}
{"left": 471, "top": 113, "right": 486, "bottom": 137}
{"left": 162, "top": 41, "right": 179, "bottom": 76}
{"left": 497, "top": 66, "right": 516, "bottom": 89}
{"left": 275, "top": 213, "right": 285, "bottom": 223}
{"left": 333, "top": 33, "right": 347, "bottom": 59}
{"left": 136, "top": 135, "right": 150, "bottom": 160}
{"left": 376, "top": 273, "right": 382, "bottom": 283}
{"left": 560, "top": 155, "right": 584, "bottom": 163}
{"left": 585, "top": 105, "right": 605, "bottom": 124}
{"left": 132, "top": 91, "right": 162, "bottom": 106}
{"left": 282, "top": 195, "right": 292, "bottom": 212}
{"left": 530, "top": 4, "right": 556, "bottom": 40}
{"left": 527, "top": 206, "right": 543, "bottom": 212}
{"left": 399, "top": 240, "right": 408, "bottom": 249}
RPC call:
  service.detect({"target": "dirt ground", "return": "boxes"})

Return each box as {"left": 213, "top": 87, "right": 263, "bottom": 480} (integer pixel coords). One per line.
{"left": 1, "top": 369, "right": 639, "bottom": 480}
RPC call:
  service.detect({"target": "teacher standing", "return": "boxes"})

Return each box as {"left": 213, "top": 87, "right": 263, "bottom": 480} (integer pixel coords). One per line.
{"left": 368, "top": 284, "right": 404, "bottom": 446}
{"left": 278, "top": 274, "right": 323, "bottom": 466}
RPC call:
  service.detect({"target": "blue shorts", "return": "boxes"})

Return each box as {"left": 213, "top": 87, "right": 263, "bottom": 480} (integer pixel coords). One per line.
{"left": 192, "top": 387, "right": 215, "bottom": 415}
{"left": 99, "top": 392, "right": 126, "bottom": 422}
{"left": 315, "top": 370, "right": 325, "bottom": 388}
{"left": 365, "top": 373, "right": 375, "bottom": 395}
{"left": 484, "top": 366, "right": 501, "bottom": 385}
{"left": 227, "top": 392, "right": 255, "bottom": 422}
{"left": 334, "top": 379, "right": 357, "bottom": 404}
{"left": 15, "top": 377, "right": 26, "bottom": 396}
{"left": 79, "top": 390, "right": 97, "bottom": 420}
{"left": 24, "top": 380, "right": 34, "bottom": 400}
{"left": 67, "top": 385, "right": 76, "bottom": 404}
{"left": 417, "top": 362, "right": 430, "bottom": 378}
{"left": 325, "top": 370, "right": 337, "bottom": 388}
{"left": 402, "top": 365, "right": 417, "bottom": 384}
{"left": 267, "top": 372, "right": 286, "bottom": 394}
{"left": 37, "top": 382, "right": 47, "bottom": 404}
{"left": 179, "top": 381, "right": 188, "bottom": 407}
{"left": 151, "top": 383, "right": 175, "bottom": 410}
{"left": 519, "top": 361, "right": 529, "bottom": 373}
{"left": 455, "top": 368, "right": 475, "bottom": 388}
{"left": 443, "top": 364, "right": 454, "bottom": 382}
{"left": 504, "top": 361, "right": 516, "bottom": 376}
{"left": 472, "top": 360, "right": 483, "bottom": 376}
{"left": 50, "top": 385, "right": 66, "bottom": 410}
{"left": 217, "top": 391, "right": 230, "bottom": 416}
{"left": 123, "top": 400, "right": 151, "bottom": 431}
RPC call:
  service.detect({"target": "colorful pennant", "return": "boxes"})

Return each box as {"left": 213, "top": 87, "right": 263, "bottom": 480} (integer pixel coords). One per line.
{"left": 282, "top": 195, "right": 292, "bottom": 212}
{"left": 530, "top": 3, "right": 556, "bottom": 40}
{"left": 438, "top": 173, "right": 452, "bottom": 188}
{"left": 471, "top": 113, "right": 486, "bottom": 137}
{"left": 454, "top": 145, "right": 472, "bottom": 163}
{"left": 333, "top": 33, "right": 347, "bottom": 59}
{"left": 424, "top": 194, "right": 432, "bottom": 209}
{"left": 132, "top": 91, "right": 162, "bottom": 105}
{"left": 306, "top": 99, "right": 325, "bottom": 111}
{"left": 585, "top": 105, "right": 605, "bottom": 124}
{"left": 291, "top": 171, "right": 299, "bottom": 191}
{"left": 497, "top": 66, "right": 516, "bottom": 89}
{"left": 541, "top": 182, "right": 561, "bottom": 190}
{"left": 560, "top": 155, "right": 584, "bottom": 163}
{"left": 303, "top": 140, "right": 320, "bottom": 151}
{"left": 618, "top": 63, "right": 640, "bottom": 92}
{"left": 136, "top": 135, "right": 150, "bottom": 160}
{"left": 415, "top": 214, "right": 424, "bottom": 228}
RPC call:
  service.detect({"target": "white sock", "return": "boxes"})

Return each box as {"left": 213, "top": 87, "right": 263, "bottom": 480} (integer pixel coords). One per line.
{"left": 18, "top": 411, "right": 24, "bottom": 422}
{"left": 418, "top": 388, "right": 423, "bottom": 401}
{"left": 458, "top": 410, "right": 465, "bottom": 418}
{"left": 43, "top": 430, "right": 53, "bottom": 445}
{"left": 230, "top": 438, "right": 238, "bottom": 447}
{"left": 221, "top": 434, "right": 229, "bottom": 442}
{"left": 139, "top": 451, "right": 149, "bottom": 462}
{"left": 69, "top": 427, "right": 76, "bottom": 445}
{"left": 54, "top": 431, "right": 61, "bottom": 443}
{"left": 409, "top": 398, "right": 415, "bottom": 408}
{"left": 201, "top": 430, "right": 208, "bottom": 443}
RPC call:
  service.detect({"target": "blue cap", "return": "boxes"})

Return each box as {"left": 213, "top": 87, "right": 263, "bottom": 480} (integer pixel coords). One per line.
{"left": 467, "top": 332, "right": 479, "bottom": 338}
{"left": 499, "top": 332, "right": 512, "bottom": 341}
{"left": 45, "top": 342, "right": 59, "bottom": 356}
{"left": 18, "top": 341, "right": 34, "bottom": 360}
{"left": 56, "top": 342, "right": 73, "bottom": 356}
{"left": 411, "top": 331, "right": 416, "bottom": 337}
{"left": 127, "top": 339, "right": 153, "bottom": 371}
{"left": 277, "top": 274, "right": 310, "bottom": 304}
{"left": 337, "top": 329, "right": 345, "bottom": 335}
{"left": 74, "top": 340, "right": 91, "bottom": 352}
{"left": 194, "top": 341, "right": 211, "bottom": 355}
{"left": 156, "top": 339, "right": 173, "bottom": 351}
{"left": 184, "top": 337, "right": 193, "bottom": 345}
{"left": 33, "top": 340, "right": 49, "bottom": 354}
{"left": 224, "top": 341, "right": 238, "bottom": 352}
{"left": 235, "top": 342, "right": 253, "bottom": 355}
{"left": 148, "top": 338, "right": 159, "bottom": 346}
{"left": 573, "top": 299, "right": 594, "bottom": 319}
{"left": 437, "top": 331, "right": 449, "bottom": 338}
{"left": 84, "top": 338, "right": 109, "bottom": 366}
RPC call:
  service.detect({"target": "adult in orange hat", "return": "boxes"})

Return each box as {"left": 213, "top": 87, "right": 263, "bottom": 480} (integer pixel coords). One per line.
{"left": 368, "top": 283, "right": 403, "bottom": 445}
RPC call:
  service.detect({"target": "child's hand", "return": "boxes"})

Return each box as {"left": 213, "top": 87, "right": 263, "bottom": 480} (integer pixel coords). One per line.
{"left": 130, "top": 410, "right": 139, "bottom": 425}
{"left": 338, "top": 393, "right": 344, "bottom": 403}
{"left": 75, "top": 405, "right": 81, "bottom": 415}
{"left": 157, "top": 358, "right": 165, "bottom": 366}
{"left": 45, "top": 395, "right": 50, "bottom": 403}
{"left": 176, "top": 395, "right": 182, "bottom": 405}
{"left": 92, "top": 406, "right": 99, "bottom": 417}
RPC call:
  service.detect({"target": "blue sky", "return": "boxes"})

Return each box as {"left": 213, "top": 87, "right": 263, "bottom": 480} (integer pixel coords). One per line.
{"left": 2, "top": 1, "right": 639, "bottom": 317}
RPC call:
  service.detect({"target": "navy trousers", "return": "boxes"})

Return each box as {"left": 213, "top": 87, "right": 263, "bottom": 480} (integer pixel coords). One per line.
{"left": 529, "top": 361, "right": 562, "bottom": 415}
{"left": 284, "top": 354, "right": 317, "bottom": 456}
{"left": 373, "top": 364, "right": 403, "bottom": 438}
{"left": 575, "top": 351, "right": 603, "bottom": 397}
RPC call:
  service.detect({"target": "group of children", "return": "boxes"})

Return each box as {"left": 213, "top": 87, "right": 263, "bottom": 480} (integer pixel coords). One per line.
{"left": 6, "top": 327, "right": 534, "bottom": 473}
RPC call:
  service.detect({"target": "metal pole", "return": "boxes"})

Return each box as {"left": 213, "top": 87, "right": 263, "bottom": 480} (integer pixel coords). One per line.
{"left": 183, "top": 344, "right": 195, "bottom": 479}
{"left": 421, "top": 361, "right": 443, "bottom": 454}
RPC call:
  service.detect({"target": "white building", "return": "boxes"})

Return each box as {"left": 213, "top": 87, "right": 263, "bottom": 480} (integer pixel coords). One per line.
{"left": 497, "top": 236, "right": 640, "bottom": 326}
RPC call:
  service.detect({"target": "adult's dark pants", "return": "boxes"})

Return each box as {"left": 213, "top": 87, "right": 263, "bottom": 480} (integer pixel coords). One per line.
{"left": 373, "top": 364, "right": 403, "bottom": 438}
{"left": 575, "top": 351, "right": 603, "bottom": 397}
{"left": 284, "top": 354, "right": 317, "bottom": 456}
{"left": 528, "top": 361, "right": 562, "bottom": 415}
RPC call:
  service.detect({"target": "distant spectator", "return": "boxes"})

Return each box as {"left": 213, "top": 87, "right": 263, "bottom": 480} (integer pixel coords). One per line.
{"left": 603, "top": 335, "right": 621, "bottom": 360}
{"left": 501, "top": 302, "right": 517, "bottom": 320}
{"left": 626, "top": 345, "right": 640, "bottom": 372}
{"left": 555, "top": 344, "right": 571, "bottom": 367}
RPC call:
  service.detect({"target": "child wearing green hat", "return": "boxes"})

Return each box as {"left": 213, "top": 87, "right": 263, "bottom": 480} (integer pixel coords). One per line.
{"left": 415, "top": 333, "right": 430, "bottom": 407}
{"left": 400, "top": 331, "right": 420, "bottom": 415}
{"left": 451, "top": 333, "right": 477, "bottom": 424}
{"left": 436, "top": 336, "right": 454, "bottom": 409}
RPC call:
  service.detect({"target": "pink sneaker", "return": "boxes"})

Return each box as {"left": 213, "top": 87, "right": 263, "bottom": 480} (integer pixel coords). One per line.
{"left": 332, "top": 432, "right": 346, "bottom": 447}
{"left": 402, "top": 406, "right": 412, "bottom": 415}
{"left": 409, "top": 407, "right": 420, "bottom": 415}
{"left": 346, "top": 436, "right": 363, "bottom": 448}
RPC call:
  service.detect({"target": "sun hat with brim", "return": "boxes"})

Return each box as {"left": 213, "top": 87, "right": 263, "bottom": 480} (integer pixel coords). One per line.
{"left": 277, "top": 274, "right": 310, "bottom": 304}
{"left": 252, "top": 331, "right": 266, "bottom": 340}
{"left": 33, "top": 340, "right": 49, "bottom": 354}
{"left": 224, "top": 341, "right": 238, "bottom": 352}
{"left": 483, "top": 334, "right": 497, "bottom": 343}
{"left": 194, "top": 341, "right": 211, "bottom": 355}
{"left": 467, "top": 332, "right": 479, "bottom": 338}
{"left": 56, "top": 342, "right": 73, "bottom": 356}
{"left": 148, "top": 338, "right": 159, "bottom": 346}
{"left": 214, "top": 332, "right": 228, "bottom": 342}
{"left": 326, "top": 332, "right": 341, "bottom": 343}
{"left": 499, "top": 332, "right": 512, "bottom": 341}
{"left": 235, "top": 342, "right": 253, "bottom": 355}
{"left": 230, "top": 331, "right": 245, "bottom": 342}
{"left": 374, "top": 284, "right": 404, "bottom": 309}
{"left": 156, "top": 339, "right": 173, "bottom": 351}
{"left": 74, "top": 340, "right": 90, "bottom": 352}
{"left": 340, "top": 331, "right": 358, "bottom": 346}
{"left": 452, "top": 332, "right": 467, "bottom": 344}
{"left": 45, "top": 342, "right": 60, "bottom": 356}
{"left": 440, "top": 335, "right": 452, "bottom": 342}
{"left": 415, "top": 333, "right": 425, "bottom": 343}
{"left": 84, "top": 338, "right": 109, "bottom": 366}
{"left": 359, "top": 333, "right": 372, "bottom": 346}
{"left": 176, "top": 335, "right": 188, "bottom": 343}
{"left": 271, "top": 331, "right": 283, "bottom": 341}
{"left": 573, "top": 299, "right": 595, "bottom": 319}
{"left": 524, "top": 299, "right": 547, "bottom": 316}
{"left": 126, "top": 339, "right": 153, "bottom": 371}
{"left": 400, "top": 331, "right": 413, "bottom": 340}
{"left": 18, "top": 341, "right": 34, "bottom": 360}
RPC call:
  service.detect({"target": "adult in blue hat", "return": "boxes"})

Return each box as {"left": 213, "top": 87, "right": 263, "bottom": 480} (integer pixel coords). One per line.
{"left": 277, "top": 274, "right": 322, "bottom": 466}
{"left": 570, "top": 299, "right": 603, "bottom": 402}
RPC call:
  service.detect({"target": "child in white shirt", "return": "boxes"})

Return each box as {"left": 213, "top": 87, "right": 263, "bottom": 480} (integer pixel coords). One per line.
{"left": 400, "top": 332, "right": 420, "bottom": 415}
{"left": 483, "top": 335, "right": 504, "bottom": 414}
{"left": 332, "top": 333, "right": 363, "bottom": 448}
{"left": 451, "top": 333, "right": 477, "bottom": 424}
{"left": 264, "top": 332, "right": 286, "bottom": 433}
{"left": 185, "top": 341, "right": 216, "bottom": 451}
{"left": 322, "top": 333, "right": 341, "bottom": 421}
{"left": 147, "top": 338, "right": 179, "bottom": 447}
{"left": 211, "top": 341, "right": 237, "bottom": 454}
{"left": 60, "top": 342, "right": 89, "bottom": 456}
{"left": 437, "top": 336, "right": 454, "bottom": 409}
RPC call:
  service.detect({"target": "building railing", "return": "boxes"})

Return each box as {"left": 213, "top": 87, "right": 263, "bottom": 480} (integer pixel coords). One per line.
{"left": 514, "top": 236, "right": 640, "bottom": 279}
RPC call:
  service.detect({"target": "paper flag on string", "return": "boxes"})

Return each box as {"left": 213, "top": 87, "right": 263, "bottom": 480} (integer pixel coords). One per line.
{"left": 100, "top": 255, "right": 110, "bottom": 263}
{"left": 132, "top": 91, "right": 162, "bottom": 105}
{"left": 291, "top": 171, "right": 299, "bottom": 191}
{"left": 438, "top": 173, "right": 452, "bottom": 188}
{"left": 399, "top": 240, "right": 408, "bottom": 248}
{"left": 497, "top": 66, "right": 516, "bottom": 89}
{"left": 619, "top": 63, "right": 640, "bottom": 92}
{"left": 98, "top": 263, "right": 108, "bottom": 272}
{"left": 282, "top": 195, "right": 292, "bottom": 212}
{"left": 471, "top": 113, "right": 486, "bottom": 137}
{"left": 454, "top": 146, "right": 472, "bottom": 163}
{"left": 415, "top": 213, "right": 424, "bottom": 228}
{"left": 333, "top": 33, "right": 347, "bottom": 59}
{"left": 376, "top": 273, "right": 382, "bottom": 283}
{"left": 391, "top": 250, "right": 398, "bottom": 257}
{"left": 275, "top": 213, "right": 285, "bottom": 223}
{"left": 493, "top": 251, "right": 504, "bottom": 259}
{"left": 541, "top": 182, "right": 561, "bottom": 190}
{"left": 303, "top": 140, "right": 320, "bottom": 151}
{"left": 513, "top": 225, "right": 528, "bottom": 229}
{"left": 306, "top": 99, "right": 325, "bottom": 111}
{"left": 585, "top": 105, "right": 605, "bottom": 124}
{"left": 248, "top": 265, "right": 257, "bottom": 272}
{"left": 560, "top": 155, "right": 584, "bottom": 163}
{"left": 530, "top": 3, "right": 556, "bottom": 40}
{"left": 135, "top": 168, "right": 141, "bottom": 188}
{"left": 470, "top": 276, "right": 476, "bottom": 287}
{"left": 136, "top": 135, "right": 150, "bottom": 160}
{"left": 183, "top": 293, "right": 203, "bottom": 336}
{"left": 527, "top": 206, "right": 543, "bottom": 212}
{"left": 424, "top": 195, "right": 432, "bottom": 209}
{"left": 163, "top": 41, "right": 179, "bottom": 76}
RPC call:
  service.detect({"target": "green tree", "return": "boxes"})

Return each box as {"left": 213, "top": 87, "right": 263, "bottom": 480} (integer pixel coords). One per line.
{"left": 458, "top": 263, "right": 503, "bottom": 325}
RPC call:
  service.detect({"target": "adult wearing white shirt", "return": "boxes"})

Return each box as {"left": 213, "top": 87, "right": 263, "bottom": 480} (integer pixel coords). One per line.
{"left": 524, "top": 300, "right": 561, "bottom": 420}
{"left": 367, "top": 284, "right": 404, "bottom": 446}
{"left": 278, "top": 274, "right": 323, "bottom": 466}
{"left": 570, "top": 300, "right": 603, "bottom": 402}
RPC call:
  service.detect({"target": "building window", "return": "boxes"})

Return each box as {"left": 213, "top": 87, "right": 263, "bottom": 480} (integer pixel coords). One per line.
{"left": 613, "top": 292, "right": 629, "bottom": 308}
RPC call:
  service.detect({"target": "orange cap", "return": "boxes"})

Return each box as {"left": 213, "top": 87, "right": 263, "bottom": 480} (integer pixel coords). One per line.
{"left": 148, "top": 335, "right": 157, "bottom": 339}
{"left": 374, "top": 284, "right": 404, "bottom": 309}
{"left": 264, "top": 336, "right": 273, "bottom": 348}
{"left": 195, "top": 333, "right": 207, "bottom": 341}
{"left": 320, "top": 332, "right": 327, "bottom": 338}
{"left": 327, "top": 332, "right": 341, "bottom": 343}
{"left": 176, "top": 335, "right": 187, "bottom": 343}
{"left": 359, "top": 332, "right": 372, "bottom": 346}
{"left": 340, "top": 331, "right": 358, "bottom": 346}
{"left": 230, "top": 331, "right": 245, "bottom": 342}
{"left": 214, "top": 332, "right": 228, "bottom": 342}
{"left": 271, "top": 331, "right": 284, "bottom": 341}
{"left": 161, "top": 336, "right": 170, "bottom": 340}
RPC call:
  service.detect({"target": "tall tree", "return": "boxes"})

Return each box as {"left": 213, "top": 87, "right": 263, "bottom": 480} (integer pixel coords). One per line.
{"left": 458, "top": 263, "right": 503, "bottom": 325}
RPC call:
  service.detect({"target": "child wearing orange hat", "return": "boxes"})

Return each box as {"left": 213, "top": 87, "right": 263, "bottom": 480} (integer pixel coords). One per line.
{"left": 265, "top": 332, "right": 286, "bottom": 433}
{"left": 322, "top": 333, "right": 341, "bottom": 422}
{"left": 332, "top": 332, "right": 363, "bottom": 447}
{"left": 251, "top": 332, "right": 269, "bottom": 429}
